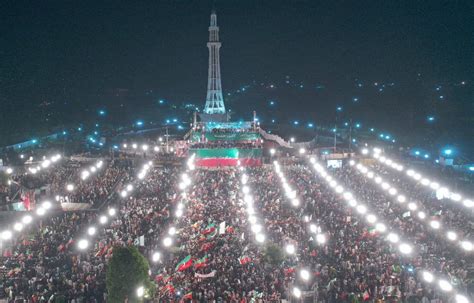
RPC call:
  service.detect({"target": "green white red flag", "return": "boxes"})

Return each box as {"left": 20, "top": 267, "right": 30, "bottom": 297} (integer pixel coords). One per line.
{"left": 180, "top": 292, "right": 192, "bottom": 302}
{"left": 238, "top": 255, "right": 251, "bottom": 265}
{"left": 202, "top": 223, "right": 216, "bottom": 235}
{"left": 207, "top": 229, "right": 218, "bottom": 239}
{"left": 175, "top": 255, "right": 193, "bottom": 271}
{"left": 194, "top": 255, "right": 208, "bottom": 269}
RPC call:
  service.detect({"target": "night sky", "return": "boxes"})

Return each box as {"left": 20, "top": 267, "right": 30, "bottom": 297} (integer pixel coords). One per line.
{"left": 0, "top": 0, "right": 473, "bottom": 149}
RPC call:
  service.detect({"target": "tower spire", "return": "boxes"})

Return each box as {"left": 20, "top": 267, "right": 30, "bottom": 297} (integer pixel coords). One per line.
{"left": 204, "top": 10, "right": 226, "bottom": 115}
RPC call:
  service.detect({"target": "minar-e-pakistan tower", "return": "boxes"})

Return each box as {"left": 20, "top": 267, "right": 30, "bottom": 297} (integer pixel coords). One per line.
{"left": 203, "top": 11, "right": 226, "bottom": 117}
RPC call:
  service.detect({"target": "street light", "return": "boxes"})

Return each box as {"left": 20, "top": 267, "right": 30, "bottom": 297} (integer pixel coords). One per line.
{"left": 293, "top": 287, "right": 302, "bottom": 298}
{"left": 78, "top": 239, "right": 89, "bottom": 250}
{"left": 87, "top": 227, "right": 96, "bottom": 236}
{"left": 137, "top": 286, "right": 145, "bottom": 297}
{"left": 163, "top": 237, "right": 173, "bottom": 247}
{"left": 285, "top": 244, "right": 296, "bottom": 255}
{"left": 300, "top": 269, "right": 310, "bottom": 281}
{"left": 152, "top": 252, "right": 161, "bottom": 262}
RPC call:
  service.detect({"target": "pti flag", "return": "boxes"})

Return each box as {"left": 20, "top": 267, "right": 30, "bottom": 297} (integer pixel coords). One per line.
{"left": 175, "top": 255, "right": 193, "bottom": 271}
{"left": 238, "top": 255, "right": 251, "bottom": 265}
{"left": 202, "top": 223, "right": 216, "bottom": 235}
{"left": 194, "top": 255, "right": 208, "bottom": 269}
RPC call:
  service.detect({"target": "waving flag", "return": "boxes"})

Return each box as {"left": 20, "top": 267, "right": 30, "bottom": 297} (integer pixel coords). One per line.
{"left": 207, "top": 229, "right": 218, "bottom": 239}
{"left": 181, "top": 292, "right": 192, "bottom": 302}
{"left": 175, "top": 255, "right": 193, "bottom": 271}
{"left": 200, "top": 242, "right": 214, "bottom": 252}
{"left": 194, "top": 255, "right": 208, "bottom": 269}
{"left": 160, "top": 284, "right": 175, "bottom": 296}
{"left": 202, "top": 223, "right": 216, "bottom": 235}
{"left": 238, "top": 255, "right": 251, "bottom": 265}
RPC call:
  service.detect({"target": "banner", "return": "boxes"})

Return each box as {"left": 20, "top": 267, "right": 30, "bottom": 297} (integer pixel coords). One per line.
{"left": 219, "top": 221, "right": 226, "bottom": 235}
{"left": 194, "top": 270, "right": 216, "bottom": 278}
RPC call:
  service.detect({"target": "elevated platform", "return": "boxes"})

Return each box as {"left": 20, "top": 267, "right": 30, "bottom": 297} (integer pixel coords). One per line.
{"left": 189, "top": 121, "right": 262, "bottom": 167}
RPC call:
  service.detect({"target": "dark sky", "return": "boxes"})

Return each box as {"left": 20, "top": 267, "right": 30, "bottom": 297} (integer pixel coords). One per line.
{"left": 1, "top": 0, "right": 472, "bottom": 103}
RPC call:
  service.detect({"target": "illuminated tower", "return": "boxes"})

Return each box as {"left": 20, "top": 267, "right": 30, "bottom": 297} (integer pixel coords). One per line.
{"left": 203, "top": 11, "right": 226, "bottom": 115}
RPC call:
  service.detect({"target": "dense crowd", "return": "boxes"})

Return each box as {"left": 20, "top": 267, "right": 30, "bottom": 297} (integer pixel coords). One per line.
{"left": 11, "top": 161, "right": 77, "bottom": 191}
{"left": 193, "top": 125, "right": 256, "bottom": 134}
{"left": 61, "top": 159, "right": 133, "bottom": 206}
{"left": 210, "top": 127, "right": 256, "bottom": 134}
{"left": 0, "top": 164, "right": 179, "bottom": 302}
{"left": 1, "top": 160, "right": 472, "bottom": 302}
{"left": 394, "top": 153, "right": 474, "bottom": 188}
{"left": 294, "top": 164, "right": 473, "bottom": 301}
{"left": 350, "top": 163, "right": 474, "bottom": 245}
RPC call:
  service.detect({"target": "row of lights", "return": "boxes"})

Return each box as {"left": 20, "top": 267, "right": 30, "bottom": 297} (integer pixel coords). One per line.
{"left": 273, "top": 161, "right": 327, "bottom": 245}
{"left": 239, "top": 168, "right": 266, "bottom": 245}
{"left": 76, "top": 161, "right": 155, "bottom": 251}
{"left": 310, "top": 158, "right": 414, "bottom": 254}
{"left": 149, "top": 154, "right": 195, "bottom": 265}
{"left": 370, "top": 148, "right": 473, "bottom": 209}
{"left": 79, "top": 156, "right": 189, "bottom": 299}
{"left": 120, "top": 161, "right": 153, "bottom": 198}
{"left": 350, "top": 160, "right": 473, "bottom": 252}
{"left": 78, "top": 159, "right": 159, "bottom": 299}
{"left": 56, "top": 160, "right": 105, "bottom": 202}
{"left": 26, "top": 154, "right": 62, "bottom": 175}
{"left": 274, "top": 160, "right": 328, "bottom": 244}
{"left": 122, "top": 143, "right": 162, "bottom": 153}
{"left": 80, "top": 160, "right": 104, "bottom": 181}
{"left": 309, "top": 158, "right": 470, "bottom": 303}
{"left": 63, "top": 160, "right": 106, "bottom": 193}
{"left": 272, "top": 161, "right": 325, "bottom": 299}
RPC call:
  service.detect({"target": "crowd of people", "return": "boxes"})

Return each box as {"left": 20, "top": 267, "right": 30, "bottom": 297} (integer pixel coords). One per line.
{"left": 192, "top": 124, "right": 257, "bottom": 134}
{"left": 0, "top": 164, "right": 180, "bottom": 301}
{"left": 0, "top": 157, "right": 472, "bottom": 302}
{"left": 61, "top": 159, "right": 133, "bottom": 206}
{"left": 349, "top": 162, "right": 473, "bottom": 248}
{"left": 293, "top": 164, "right": 473, "bottom": 302}
{"left": 209, "top": 127, "right": 256, "bottom": 134}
